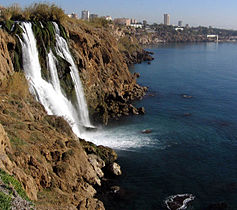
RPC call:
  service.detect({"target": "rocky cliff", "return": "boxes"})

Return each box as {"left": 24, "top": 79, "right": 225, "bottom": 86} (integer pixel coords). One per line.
{"left": 0, "top": 26, "right": 121, "bottom": 209}
{"left": 0, "top": 18, "right": 152, "bottom": 209}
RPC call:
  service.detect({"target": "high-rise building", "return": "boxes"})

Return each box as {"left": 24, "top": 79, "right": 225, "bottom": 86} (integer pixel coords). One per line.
{"left": 178, "top": 20, "right": 182, "bottom": 27}
{"left": 164, "top": 14, "right": 170, "bottom": 25}
{"left": 81, "top": 10, "right": 89, "bottom": 20}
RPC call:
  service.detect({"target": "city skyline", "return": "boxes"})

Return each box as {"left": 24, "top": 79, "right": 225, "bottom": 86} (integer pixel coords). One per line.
{"left": 1, "top": 0, "right": 237, "bottom": 30}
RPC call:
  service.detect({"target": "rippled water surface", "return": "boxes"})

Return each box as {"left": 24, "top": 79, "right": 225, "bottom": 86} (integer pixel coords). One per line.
{"left": 86, "top": 43, "right": 237, "bottom": 209}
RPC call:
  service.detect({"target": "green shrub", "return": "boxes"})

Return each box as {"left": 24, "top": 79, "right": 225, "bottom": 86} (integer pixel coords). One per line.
{"left": 0, "top": 169, "right": 30, "bottom": 201}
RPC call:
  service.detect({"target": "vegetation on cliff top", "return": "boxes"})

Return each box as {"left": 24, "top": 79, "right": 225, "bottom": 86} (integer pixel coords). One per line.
{"left": 0, "top": 3, "right": 66, "bottom": 23}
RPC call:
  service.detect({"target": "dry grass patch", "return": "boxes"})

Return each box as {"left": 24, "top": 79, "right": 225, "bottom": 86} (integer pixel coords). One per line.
{"left": 1, "top": 72, "right": 29, "bottom": 98}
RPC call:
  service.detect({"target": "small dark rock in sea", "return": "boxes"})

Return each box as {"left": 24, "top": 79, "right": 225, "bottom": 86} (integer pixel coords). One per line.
{"left": 165, "top": 194, "right": 195, "bottom": 210}
{"left": 110, "top": 186, "right": 120, "bottom": 194}
{"left": 142, "top": 129, "right": 152, "bottom": 134}
{"left": 181, "top": 94, "right": 193, "bottom": 99}
{"left": 148, "top": 61, "right": 151, "bottom": 64}
{"left": 133, "top": 72, "right": 140, "bottom": 78}
{"left": 205, "top": 202, "right": 228, "bottom": 210}
{"left": 148, "top": 93, "right": 155, "bottom": 97}
{"left": 138, "top": 107, "right": 145, "bottom": 114}
{"left": 183, "top": 113, "right": 192, "bottom": 117}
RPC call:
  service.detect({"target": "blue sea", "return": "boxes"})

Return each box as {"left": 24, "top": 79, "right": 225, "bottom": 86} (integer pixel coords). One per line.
{"left": 86, "top": 42, "right": 237, "bottom": 209}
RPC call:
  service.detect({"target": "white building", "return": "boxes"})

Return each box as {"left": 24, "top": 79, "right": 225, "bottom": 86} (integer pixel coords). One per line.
{"left": 105, "top": 16, "right": 112, "bottom": 21}
{"left": 175, "top": 27, "right": 184, "bottom": 31}
{"left": 130, "top": 23, "right": 143, "bottom": 29}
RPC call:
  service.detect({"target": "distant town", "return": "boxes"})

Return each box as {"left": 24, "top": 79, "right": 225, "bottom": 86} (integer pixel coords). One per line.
{"left": 70, "top": 10, "right": 188, "bottom": 29}
{"left": 0, "top": 4, "right": 237, "bottom": 43}
{"left": 67, "top": 10, "right": 237, "bottom": 43}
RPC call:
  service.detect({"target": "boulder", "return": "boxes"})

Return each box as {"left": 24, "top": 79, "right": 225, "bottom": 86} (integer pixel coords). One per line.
{"left": 108, "top": 162, "right": 122, "bottom": 176}
{"left": 138, "top": 107, "right": 145, "bottom": 114}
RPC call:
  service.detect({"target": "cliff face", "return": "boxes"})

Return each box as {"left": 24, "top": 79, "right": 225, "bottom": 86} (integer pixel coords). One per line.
{"left": 0, "top": 29, "right": 15, "bottom": 84}
{"left": 0, "top": 27, "right": 115, "bottom": 209}
{"left": 0, "top": 19, "right": 151, "bottom": 209}
{"left": 64, "top": 19, "right": 148, "bottom": 124}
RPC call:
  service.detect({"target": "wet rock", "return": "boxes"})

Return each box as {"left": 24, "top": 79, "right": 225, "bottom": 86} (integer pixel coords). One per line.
{"left": 138, "top": 107, "right": 145, "bottom": 114}
{"left": 142, "top": 129, "right": 152, "bottom": 134}
{"left": 110, "top": 186, "right": 120, "bottom": 194}
{"left": 133, "top": 72, "right": 140, "bottom": 78}
{"left": 165, "top": 194, "right": 195, "bottom": 210}
{"left": 108, "top": 163, "right": 122, "bottom": 176}
{"left": 88, "top": 154, "right": 105, "bottom": 179}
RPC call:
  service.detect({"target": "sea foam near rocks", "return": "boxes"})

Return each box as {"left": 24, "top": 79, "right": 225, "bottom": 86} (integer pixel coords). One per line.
{"left": 165, "top": 194, "right": 195, "bottom": 210}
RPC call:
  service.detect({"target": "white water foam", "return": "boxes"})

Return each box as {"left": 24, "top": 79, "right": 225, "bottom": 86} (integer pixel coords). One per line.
{"left": 80, "top": 126, "right": 155, "bottom": 150}
{"left": 165, "top": 194, "right": 195, "bottom": 210}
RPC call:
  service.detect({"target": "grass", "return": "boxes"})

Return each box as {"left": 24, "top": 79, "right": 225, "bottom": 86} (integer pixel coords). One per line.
{"left": 9, "top": 135, "right": 26, "bottom": 146}
{"left": 0, "top": 3, "right": 67, "bottom": 23}
{"left": 0, "top": 169, "right": 30, "bottom": 201}
{"left": 118, "top": 35, "right": 141, "bottom": 54}
{"left": 0, "top": 191, "right": 11, "bottom": 210}
{"left": 1, "top": 72, "right": 29, "bottom": 99}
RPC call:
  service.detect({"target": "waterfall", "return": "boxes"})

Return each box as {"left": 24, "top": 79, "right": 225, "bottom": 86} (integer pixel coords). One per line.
{"left": 19, "top": 22, "right": 91, "bottom": 136}
{"left": 52, "top": 22, "right": 91, "bottom": 127}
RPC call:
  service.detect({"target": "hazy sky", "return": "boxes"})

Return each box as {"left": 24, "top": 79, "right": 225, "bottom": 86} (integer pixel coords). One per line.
{"left": 1, "top": 0, "right": 237, "bottom": 29}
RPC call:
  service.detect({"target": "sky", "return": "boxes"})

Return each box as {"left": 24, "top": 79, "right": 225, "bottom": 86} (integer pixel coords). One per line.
{"left": 1, "top": 0, "right": 237, "bottom": 29}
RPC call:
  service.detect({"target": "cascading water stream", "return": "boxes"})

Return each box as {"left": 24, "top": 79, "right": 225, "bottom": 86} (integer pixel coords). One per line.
{"left": 19, "top": 22, "right": 81, "bottom": 136}
{"left": 53, "top": 22, "right": 92, "bottom": 128}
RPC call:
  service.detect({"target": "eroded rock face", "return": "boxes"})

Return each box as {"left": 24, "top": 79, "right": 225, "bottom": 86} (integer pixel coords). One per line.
{"left": 64, "top": 20, "right": 148, "bottom": 124}
{"left": 0, "top": 29, "right": 15, "bottom": 85}
{"left": 0, "top": 92, "right": 108, "bottom": 208}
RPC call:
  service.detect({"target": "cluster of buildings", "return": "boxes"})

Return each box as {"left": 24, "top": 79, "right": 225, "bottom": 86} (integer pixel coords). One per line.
{"left": 68, "top": 10, "right": 189, "bottom": 30}
{"left": 69, "top": 10, "right": 143, "bottom": 28}
{"left": 164, "top": 13, "right": 189, "bottom": 29}
{"left": 79, "top": 10, "right": 112, "bottom": 21}
{"left": 113, "top": 18, "right": 143, "bottom": 28}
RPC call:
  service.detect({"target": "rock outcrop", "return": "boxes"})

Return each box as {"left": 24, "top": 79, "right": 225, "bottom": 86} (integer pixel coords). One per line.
{"left": 0, "top": 29, "right": 15, "bottom": 85}
{"left": 64, "top": 19, "right": 150, "bottom": 124}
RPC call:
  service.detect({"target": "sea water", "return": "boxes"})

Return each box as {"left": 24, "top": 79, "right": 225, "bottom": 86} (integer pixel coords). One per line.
{"left": 88, "top": 42, "right": 237, "bottom": 209}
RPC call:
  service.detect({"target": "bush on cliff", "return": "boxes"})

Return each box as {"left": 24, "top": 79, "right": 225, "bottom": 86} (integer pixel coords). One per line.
{"left": 0, "top": 3, "right": 67, "bottom": 23}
